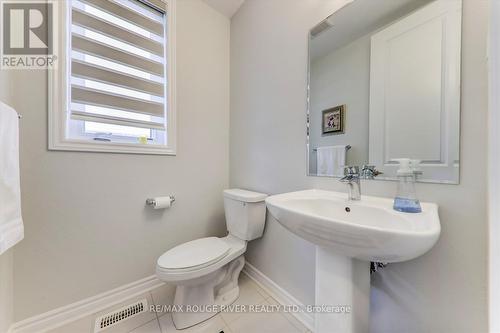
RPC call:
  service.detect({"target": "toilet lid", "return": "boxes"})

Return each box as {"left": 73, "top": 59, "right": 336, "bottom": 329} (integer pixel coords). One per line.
{"left": 157, "top": 237, "right": 230, "bottom": 270}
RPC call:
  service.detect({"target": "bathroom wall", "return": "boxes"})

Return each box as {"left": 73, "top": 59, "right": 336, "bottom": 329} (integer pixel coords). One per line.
{"left": 309, "top": 34, "right": 371, "bottom": 172}
{"left": 230, "top": 0, "right": 488, "bottom": 332}
{"left": 0, "top": 249, "right": 13, "bottom": 333}
{"left": 0, "top": 63, "right": 14, "bottom": 333}
{"left": 0, "top": 61, "right": 12, "bottom": 104}
{"left": 11, "top": 0, "right": 230, "bottom": 321}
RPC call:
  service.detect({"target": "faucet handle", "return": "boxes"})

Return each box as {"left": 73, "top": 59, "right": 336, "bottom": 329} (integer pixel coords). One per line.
{"left": 361, "top": 165, "right": 383, "bottom": 179}
{"left": 344, "top": 166, "right": 360, "bottom": 176}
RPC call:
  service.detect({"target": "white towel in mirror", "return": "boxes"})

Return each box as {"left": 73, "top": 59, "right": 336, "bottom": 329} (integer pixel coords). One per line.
{"left": 0, "top": 102, "right": 24, "bottom": 255}
{"left": 316, "top": 145, "right": 347, "bottom": 177}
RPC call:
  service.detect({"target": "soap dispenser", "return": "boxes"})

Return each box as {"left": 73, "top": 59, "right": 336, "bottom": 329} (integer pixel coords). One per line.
{"left": 392, "top": 158, "right": 422, "bottom": 213}
{"left": 410, "top": 159, "right": 423, "bottom": 179}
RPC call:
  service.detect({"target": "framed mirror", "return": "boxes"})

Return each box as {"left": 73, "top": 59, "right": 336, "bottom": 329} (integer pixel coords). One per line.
{"left": 307, "top": 0, "right": 462, "bottom": 184}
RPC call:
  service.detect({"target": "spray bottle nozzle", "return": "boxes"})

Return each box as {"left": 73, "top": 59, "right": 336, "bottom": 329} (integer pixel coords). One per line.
{"left": 391, "top": 158, "right": 412, "bottom": 176}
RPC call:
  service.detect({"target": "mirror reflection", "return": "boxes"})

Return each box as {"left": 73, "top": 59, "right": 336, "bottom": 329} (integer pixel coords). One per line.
{"left": 307, "top": 0, "right": 461, "bottom": 183}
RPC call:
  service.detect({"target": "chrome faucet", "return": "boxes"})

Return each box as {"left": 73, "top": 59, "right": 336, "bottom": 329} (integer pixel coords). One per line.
{"left": 339, "top": 166, "right": 361, "bottom": 201}
{"left": 360, "top": 165, "right": 383, "bottom": 179}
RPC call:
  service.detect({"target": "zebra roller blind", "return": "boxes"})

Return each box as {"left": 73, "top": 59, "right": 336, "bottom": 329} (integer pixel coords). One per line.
{"left": 70, "top": 0, "right": 167, "bottom": 132}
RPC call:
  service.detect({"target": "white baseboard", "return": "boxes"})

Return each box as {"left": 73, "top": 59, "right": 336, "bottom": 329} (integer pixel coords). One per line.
{"left": 10, "top": 275, "right": 164, "bottom": 333}
{"left": 243, "top": 262, "right": 315, "bottom": 332}
{"left": 10, "top": 264, "right": 314, "bottom": 333}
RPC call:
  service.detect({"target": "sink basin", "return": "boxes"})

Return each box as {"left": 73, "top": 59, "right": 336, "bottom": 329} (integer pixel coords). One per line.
{"left": 266, "top": 189, "right": 440, "bottom": 333}
{"left": 266, "top": 189, "right": 440, "bottom": 263}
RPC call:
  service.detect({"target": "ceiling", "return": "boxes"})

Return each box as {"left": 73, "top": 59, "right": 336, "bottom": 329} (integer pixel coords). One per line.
{"left": 310, "top": 0, "right": 434, "bottom": 61}
{"left": 202, "top": 0, "right": 245, "bottom": 18}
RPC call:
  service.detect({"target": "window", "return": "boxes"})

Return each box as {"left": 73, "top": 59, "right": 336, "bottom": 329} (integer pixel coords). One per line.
{"left": 49, "top": 0, "right": 176, "bottom": 155}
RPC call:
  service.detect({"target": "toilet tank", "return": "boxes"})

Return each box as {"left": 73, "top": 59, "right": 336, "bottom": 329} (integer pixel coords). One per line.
{"left": 223, "top": 189, "right": 268, "bottom": 241}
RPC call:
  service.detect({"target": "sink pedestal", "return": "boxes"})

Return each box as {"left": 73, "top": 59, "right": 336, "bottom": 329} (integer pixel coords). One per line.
{"left": 315, "top": 247, "right": 370, "bottom": 333}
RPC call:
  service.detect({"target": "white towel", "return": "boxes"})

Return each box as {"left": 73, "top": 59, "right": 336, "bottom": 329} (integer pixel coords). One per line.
{"left": 316, "top": 145, "right": 347, "bottom": 177}
{"left": 0, "top": 102, "right": 23, "bottom": 255}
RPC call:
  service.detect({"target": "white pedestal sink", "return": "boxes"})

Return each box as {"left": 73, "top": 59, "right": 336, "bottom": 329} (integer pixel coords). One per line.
{"left": 265, "top": 189, "right": 440, "bottom": 333}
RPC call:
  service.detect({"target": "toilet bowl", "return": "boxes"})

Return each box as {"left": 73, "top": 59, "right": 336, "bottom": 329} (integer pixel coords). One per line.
{"left": 156, "top": 189, "right": 267, "bottom": 329}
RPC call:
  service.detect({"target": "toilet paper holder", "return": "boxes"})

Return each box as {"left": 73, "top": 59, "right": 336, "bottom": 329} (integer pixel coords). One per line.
{"left": 145, "top": 195, "right": 176, "bottom": 207}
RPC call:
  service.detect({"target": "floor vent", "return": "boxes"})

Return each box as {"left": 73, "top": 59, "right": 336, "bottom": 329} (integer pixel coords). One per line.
{"left": 94, "top": 299, "right": 148, "bottom": 332}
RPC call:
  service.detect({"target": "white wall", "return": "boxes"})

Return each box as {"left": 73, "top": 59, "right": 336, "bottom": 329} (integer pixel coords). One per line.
{"left": 10, "top": 0, "right": 230, "bottom": 321}
{"left": 0, "top": 62, "right": 14, "bottom": 333}
{"left": 230, "top": 0, "right": 488, "bottom": 332}
{"left": 309, "top": 34, "right": 371, "bottom": 172}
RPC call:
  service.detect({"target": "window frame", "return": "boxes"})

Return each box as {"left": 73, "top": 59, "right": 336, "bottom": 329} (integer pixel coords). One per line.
{"left": 49, "top": 0, "right": 177, "bottom": 155}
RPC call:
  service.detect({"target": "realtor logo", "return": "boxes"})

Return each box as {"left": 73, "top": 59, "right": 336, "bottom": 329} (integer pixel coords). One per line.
{"left": 1, "top": 1, "right": 58, "bottom": 69}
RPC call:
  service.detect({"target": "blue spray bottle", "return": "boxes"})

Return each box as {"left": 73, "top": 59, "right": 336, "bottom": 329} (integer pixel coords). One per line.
{"left": 392, "top": 158, "right": 422, "bottom": 213}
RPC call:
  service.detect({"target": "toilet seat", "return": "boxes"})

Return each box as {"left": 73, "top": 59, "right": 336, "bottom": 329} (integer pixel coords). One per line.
{"left": 157, "top": 235, "right": 247, "bottom": 283}
{"left": 157, "top": 237, "right": 230, "bottom": 271}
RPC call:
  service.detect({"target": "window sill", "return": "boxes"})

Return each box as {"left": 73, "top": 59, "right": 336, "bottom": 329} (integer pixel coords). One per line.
{"left": 49, "top": 138, "right": 176, "bottom": 155}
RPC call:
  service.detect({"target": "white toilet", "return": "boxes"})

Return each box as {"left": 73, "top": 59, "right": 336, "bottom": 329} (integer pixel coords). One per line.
{"left": 156, "top": 189, "right": 267, "bottom": 329}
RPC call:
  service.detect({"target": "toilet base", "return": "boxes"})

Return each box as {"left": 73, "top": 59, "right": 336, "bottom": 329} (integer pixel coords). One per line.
{"left": 172, "top": 255, "right": 245, "bottom": 329}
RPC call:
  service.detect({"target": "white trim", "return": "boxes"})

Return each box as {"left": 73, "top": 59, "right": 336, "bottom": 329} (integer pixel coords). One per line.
{"left": 243, "top": 262, "right": 315, "bottom": 332}
{"left": 48, "top": 0, "right": 177, "bottom": 156}
{"left": 166, "top": 0, "right": 177, "bottom": 154}
{"left": 9, "top": 275, "right": 164, "bottom": 333}
{"left": 489, "top": 1, "right": 500, "bottom": 332}
{"left": 9, "top": 263, "right": 313, "bottom": 333}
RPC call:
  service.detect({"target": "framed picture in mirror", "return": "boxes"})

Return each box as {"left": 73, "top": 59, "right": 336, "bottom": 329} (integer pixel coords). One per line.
{"left": 322, "top": 105, "right": 345, "bottom": 135}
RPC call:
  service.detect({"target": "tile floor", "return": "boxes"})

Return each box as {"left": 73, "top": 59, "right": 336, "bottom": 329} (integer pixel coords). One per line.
{"left": 48, "top": 273, "right": 310, "bottom": 333}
